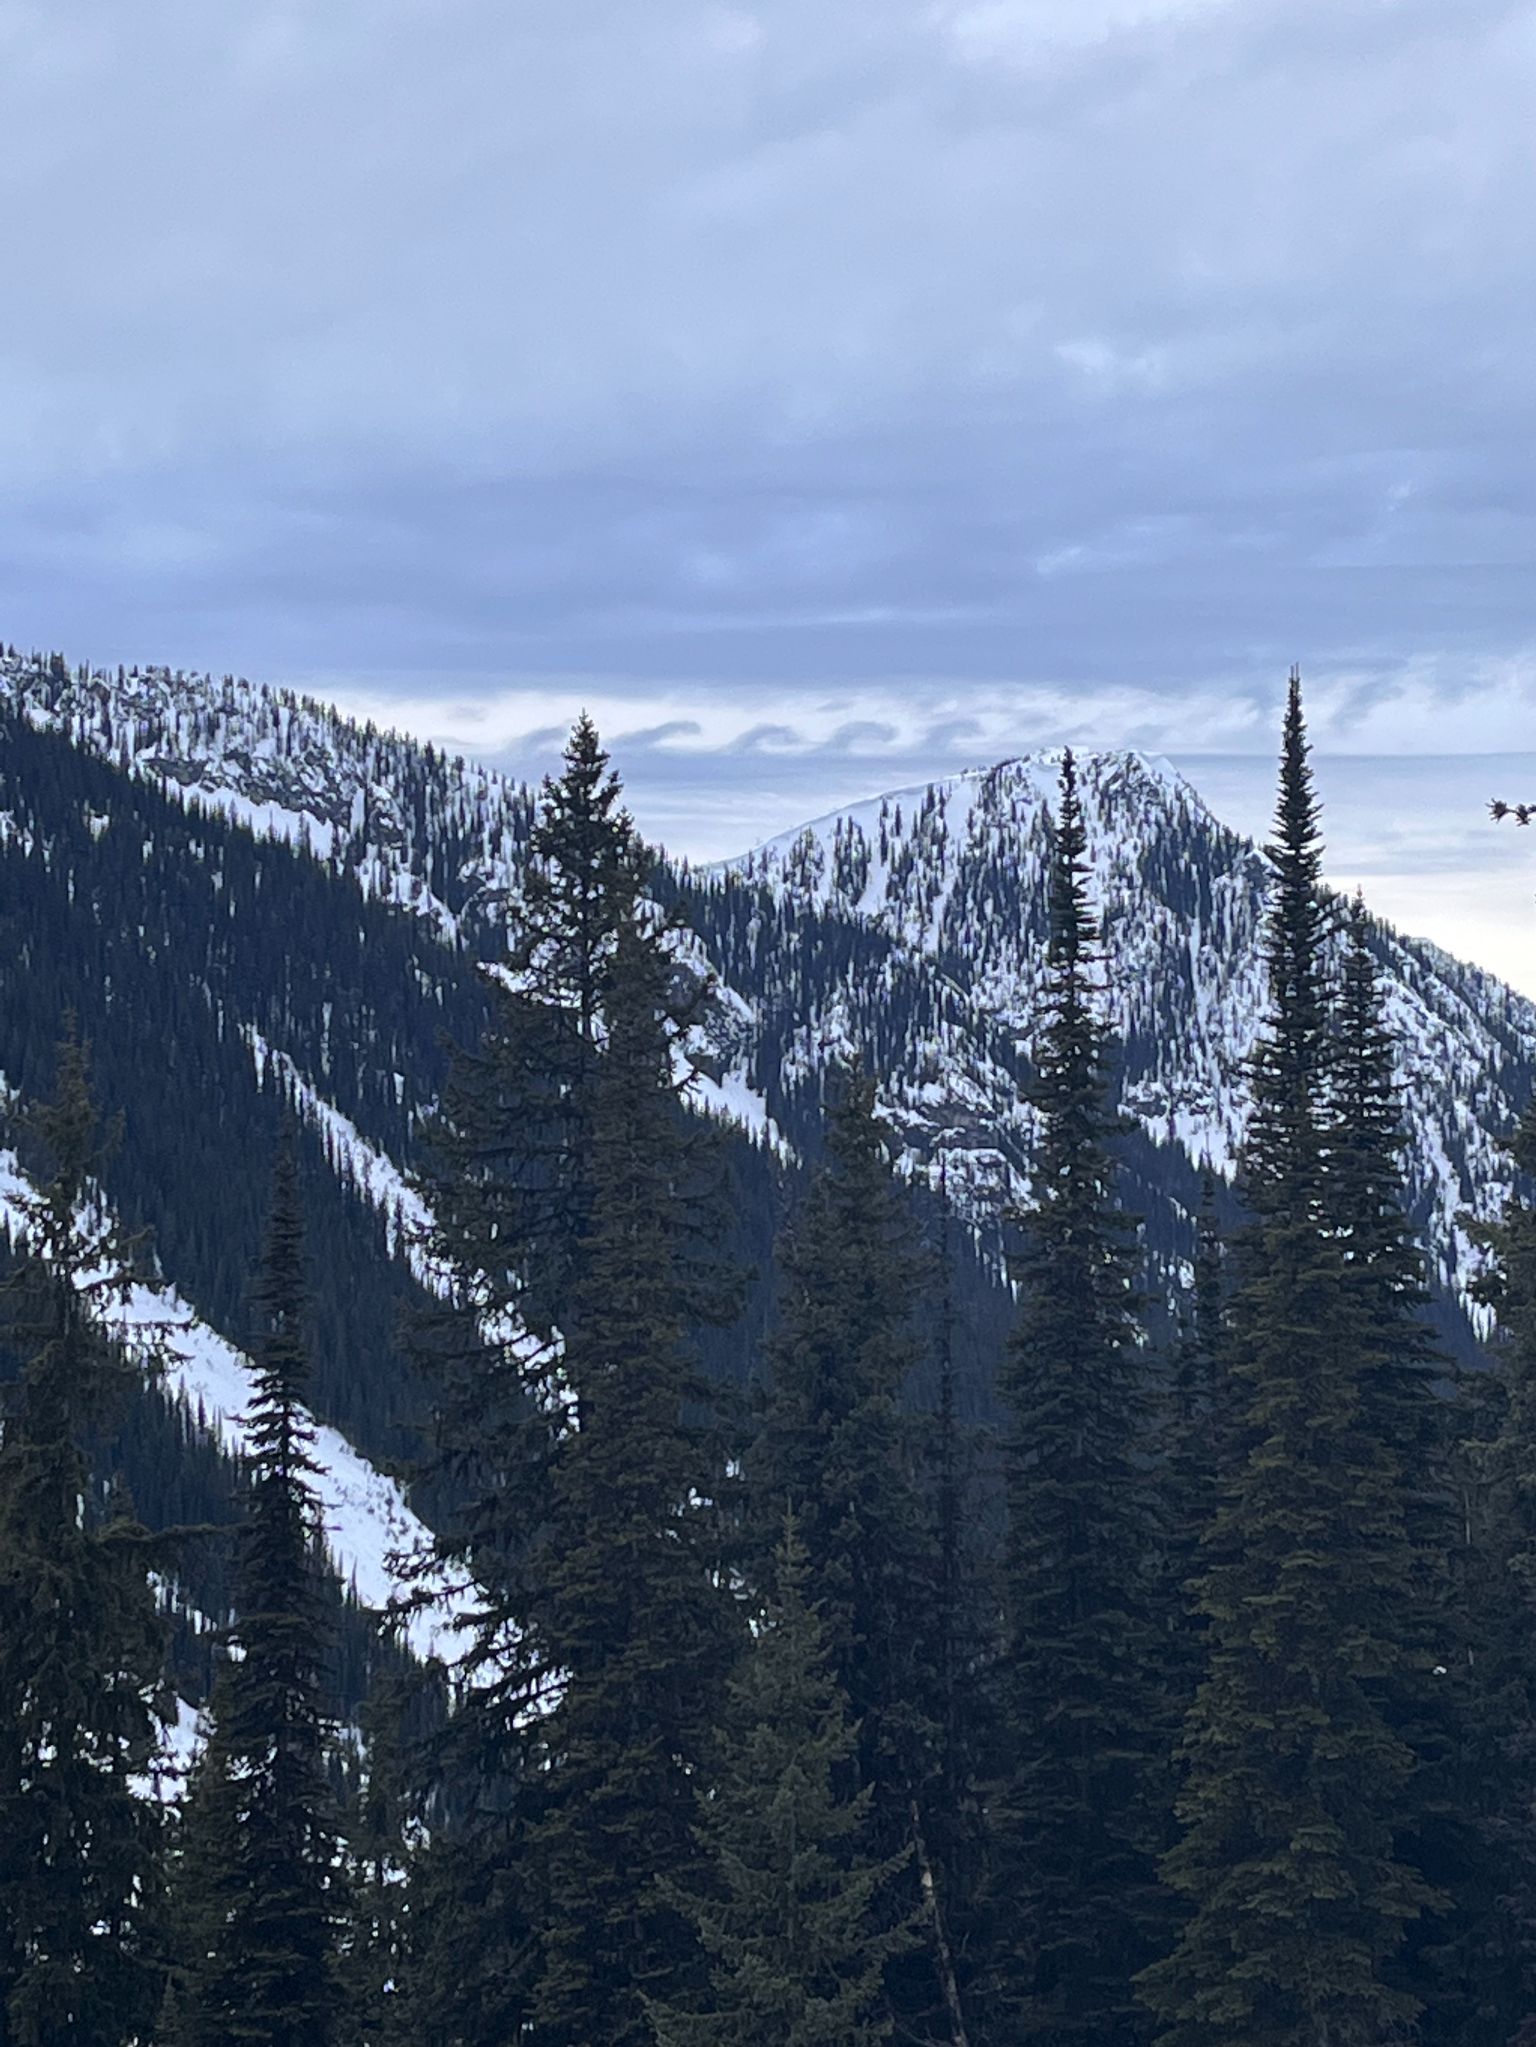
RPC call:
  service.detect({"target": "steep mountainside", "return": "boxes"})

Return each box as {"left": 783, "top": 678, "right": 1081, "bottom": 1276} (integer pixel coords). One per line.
{"left": 702, "top": 752, "right": 1532, "bottom": 1311}
{"left": 1, "top": 645, "right": 1530, "bottom": 1672}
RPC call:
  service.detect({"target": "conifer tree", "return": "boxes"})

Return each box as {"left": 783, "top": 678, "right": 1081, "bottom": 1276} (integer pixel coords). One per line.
{"left": 406, "top": 720, "right": 738, "bottom": 2047}
{"left": 988, "top": 748, "right": 1165, "bottom": 2045}
{"left": 524, "top": 908, "right": 740, "bottom": 2047}
{"left": 399, "top": 716, "right": 650, "bottom": 2039}
{"left": 336, "top": 1679, "right": 413, "bottom": 2047}
{"left": 1332, "top": 896, "right": 1477, "bottom": 2040}
{"left": 408, "top": 711, "right": 643, "bottom": 1619}
{"left": 748, "top": 1067, "right": 972, "bottom": 2040}
{"left": 173, "top": 1135, "right": 344, "bottom": 2047}
{"left": 645, "top": 1518, "right": 914, "bottom": 2047}
{"left": 1141, "top": 675, "right": 1431, "bottom": 2047}
{"left": 1458, "top": 1092, "right": 1536, "bottom": 2042}
{"left": 427, "top": 708, "right": 641, "bottom": 1353}
{"left": 0, "top": 1034, "right": 169, "bottom": 2047}
{"left": 926, "top": 1155, "right": 989, "bottom": 2046}
{"left": 380, "top": 1821, "right": 531, "bottom": 2047}
{"left": 1332, "top": 896, "right": 1452, "bottom": 1561}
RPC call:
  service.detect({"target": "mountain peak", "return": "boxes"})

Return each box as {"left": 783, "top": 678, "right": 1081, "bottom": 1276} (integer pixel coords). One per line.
{"left": 701, "top": 740, "right": 1529, "bottom": 1319}
{"left": 3, "top": 642, "right": 1528, "bottom": 1337}
{"left": 727, "top": 746, "right": 1210, "bottom": 883}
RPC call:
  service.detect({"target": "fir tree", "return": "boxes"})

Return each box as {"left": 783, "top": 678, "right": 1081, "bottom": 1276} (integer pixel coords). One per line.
{"left": 407, "top": 710, "right": 643, "bottom": 1601}
{"left": 336, "top": 1678, "right": 413, "bottom": 2047}
{"left": 398, "top": 715, "right": 647, "bottom": 2039}
{"left": 524, "top": 907, "right": 740, "bottom": 2047}
{"left": 406, "top": 720, "right": 738, "bottom": 2046}
{"left": 1332, "top": 896, "right": 1453, "bottom": 1564}
{"left": 0, "top": 1034, "right": 169, "bottom": 2047}
{"left": 926, "top": 1153, "right": 989, "bottom": 2047}
{"left": 1332, "top": 896, "right": 1476, "bottom": 2041}
{"left": 1459, "top": 1092, "right": 1536, "bottom": 2042}
{"left": 459, "top": 706, "right": 642, "bottom": 1345}
{"left": 1141, "top": 674, "right": 1432, "bottom": 2047}
{"left": 380, "top": 1821, "right": 532, "bottom": 2047}
{"left": 173, "top": 1136, "right": 345, "bottom": 2047}
{"left": 748, "top": 1066, "right": 972, "bottom": 2040}
{"left": 988, "top": 748, "right": 1165, "bottom": 2045}
{"left": 645, "top": 1518, "right": 914, "bottom": 2047}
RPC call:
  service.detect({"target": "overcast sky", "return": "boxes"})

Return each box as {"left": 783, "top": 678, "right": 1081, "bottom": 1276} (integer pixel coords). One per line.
{"left": 3, "top": 1, "right": 1535, "bottom": 985}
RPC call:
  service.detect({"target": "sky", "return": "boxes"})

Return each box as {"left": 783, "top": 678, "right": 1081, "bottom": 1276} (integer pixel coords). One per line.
{"left": 2, "top": 1, "right": 1535, "bottom": 986}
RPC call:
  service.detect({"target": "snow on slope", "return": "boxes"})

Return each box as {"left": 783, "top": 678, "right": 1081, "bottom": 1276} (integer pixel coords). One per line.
{"left": 7, "top": 646, "right": 1531, "bottom": 1320}
{"left": 0, "top": 1142, "right": 465, "bottom": 1665}
{"left": 0, "top": 648, "right": 531, "bottom": 943}
{"left": 718, "top": 749, "right": 1532, "bottom": 1305}
{"left": 244, "top": 1028, "right": 440, "bottom": 1286}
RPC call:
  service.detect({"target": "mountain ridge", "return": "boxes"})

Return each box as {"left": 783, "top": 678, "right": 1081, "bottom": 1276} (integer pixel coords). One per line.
{"left": 5, "top": 645, "right": 1529, "bottom": 1302}
{"left": 703, "top": 744, "right": 1529, "bottom": 1323}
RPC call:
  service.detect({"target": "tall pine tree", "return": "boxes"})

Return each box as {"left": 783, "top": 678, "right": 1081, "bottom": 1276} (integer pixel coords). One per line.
{"left": 335, "top": 1675, "right": 414, "bottom": 2047}
{"left": 523, "top": 906, "right": 740, "bottom": 2046}
{"left": 404, "top": 720, "right": 739, "bottom": 2047}
{"left": 988, "top": 748, "right": 1165, "bottom": 2045}
{"left": 1155, "top": 1176, "right": 1230, "bottom": 1728}
{"left": 0, "top": 1034, "right": 169, "bottom": 2047}
{"left": 172, "top": 1134, "right": 345, "bottom": 2047}
{"left": 1142, "top": 674, "right": 1432, "bottom": 2047}
{"left": 395, "top": 715, "right": 649, "bottom": 2040}
{"left": 1331, "top": 895, "right": 1477, "bottom": 2042}
{"left": 1459, "top": 1092, "right": 1536, "bottom": 2042}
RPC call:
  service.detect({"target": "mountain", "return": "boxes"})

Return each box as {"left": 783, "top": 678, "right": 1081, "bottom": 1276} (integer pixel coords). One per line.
{"left": 700, "top": 750, "right": 1531, "bottom": 1316}
{"left": 0, "top": 645, "right": 1528, "bottom": 1692}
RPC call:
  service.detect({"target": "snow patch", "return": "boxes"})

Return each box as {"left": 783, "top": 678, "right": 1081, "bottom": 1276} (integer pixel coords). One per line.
{"left": 0, "top": 1144, "right": 468, "bottom": 1664}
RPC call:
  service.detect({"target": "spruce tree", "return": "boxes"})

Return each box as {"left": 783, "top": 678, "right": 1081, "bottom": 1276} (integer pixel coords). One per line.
{"left": 988, "top": 748, "right": 1165, "bottom": 2045}
{"left": 336, "top": 1679, "right": 413, "bottom": 2047}
{"left": 409, "top": 710, "right": 642, "bottom": 1590}
{"left": 1332, "top": 895, "right": 1477, "bottom": 2040}
{"left": 406, "top": 720, "right": 738, "bottom": 2047}
{"left": 398, "top": 716, "right": 649, "bottom": 2039}
{"left": 438, "top": 706, "right": 640, "bottom": 1348}
{"left": 380, "top": 1822, "right": 531, "bottom": 2047}
{"left": 645, "top": 1518, "right": 914, "bottom": 2047}
{"left": 1332, "top": 896, "right": 1453, "bottom": 1562}
{"left": 748, "top": 1066, "right": 971, "bottom": 2040}
{"left": 0, "top": 1034, "right": 169, "bottom": 2047}
{"left": 1459, "top": 1092, "right": 1536, "bottom": 2042}
{"left": 172, "top": 1136, "right": 344, "bottom": 2047}
{"left": 1141, "top": 675, "right": 1431, "bottom": 2047}
{"left": 524, "top": 907, "right": 739, "bottom": 2047}
{"left": 926, "top": 1155, "right": 989, "bottom": 2047}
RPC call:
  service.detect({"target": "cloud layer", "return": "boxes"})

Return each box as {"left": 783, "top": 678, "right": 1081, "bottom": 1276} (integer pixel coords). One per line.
{"left": 3, "top": 1, "right": 1535, "bottom": 980}
{"left": 2, "top": 0, "right": 1534, "bottom": 691}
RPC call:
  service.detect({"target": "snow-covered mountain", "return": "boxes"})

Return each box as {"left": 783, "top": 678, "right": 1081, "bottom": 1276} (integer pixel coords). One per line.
{"left": 2, "top": 643, "right": 1531, "bottom": 1675}
{"left": 4, "top": 645, "right": 1529, "bottom": 1304}
{"left": 1, "top": 646, "right": 533, "bottom": 940}
{"left": 701, "top": 750, "right": 1532, "bottom": 1309}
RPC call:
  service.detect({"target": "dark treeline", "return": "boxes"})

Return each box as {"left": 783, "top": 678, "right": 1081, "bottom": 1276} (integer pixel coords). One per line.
{"left": 7, "top": 683, "right": 1536, "bottom": 2044}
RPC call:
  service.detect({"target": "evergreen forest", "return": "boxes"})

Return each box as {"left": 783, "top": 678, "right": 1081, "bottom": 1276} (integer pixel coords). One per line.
{"left": 8, "top": 675, "right": 1536, "bottom": 2047}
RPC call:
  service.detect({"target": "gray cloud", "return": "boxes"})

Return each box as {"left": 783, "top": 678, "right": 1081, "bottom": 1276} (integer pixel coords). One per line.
{"left": 1, "top": 0, "right": 1533, "bottom": 693}
{"left": 3, "top": 0, "right": 1536, "bottom": 975}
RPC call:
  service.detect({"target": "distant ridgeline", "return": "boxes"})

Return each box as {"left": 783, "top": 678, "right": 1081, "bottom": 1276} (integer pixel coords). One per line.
{"left": 1, "top": 645, "right": 1532, "bottom": 1712}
